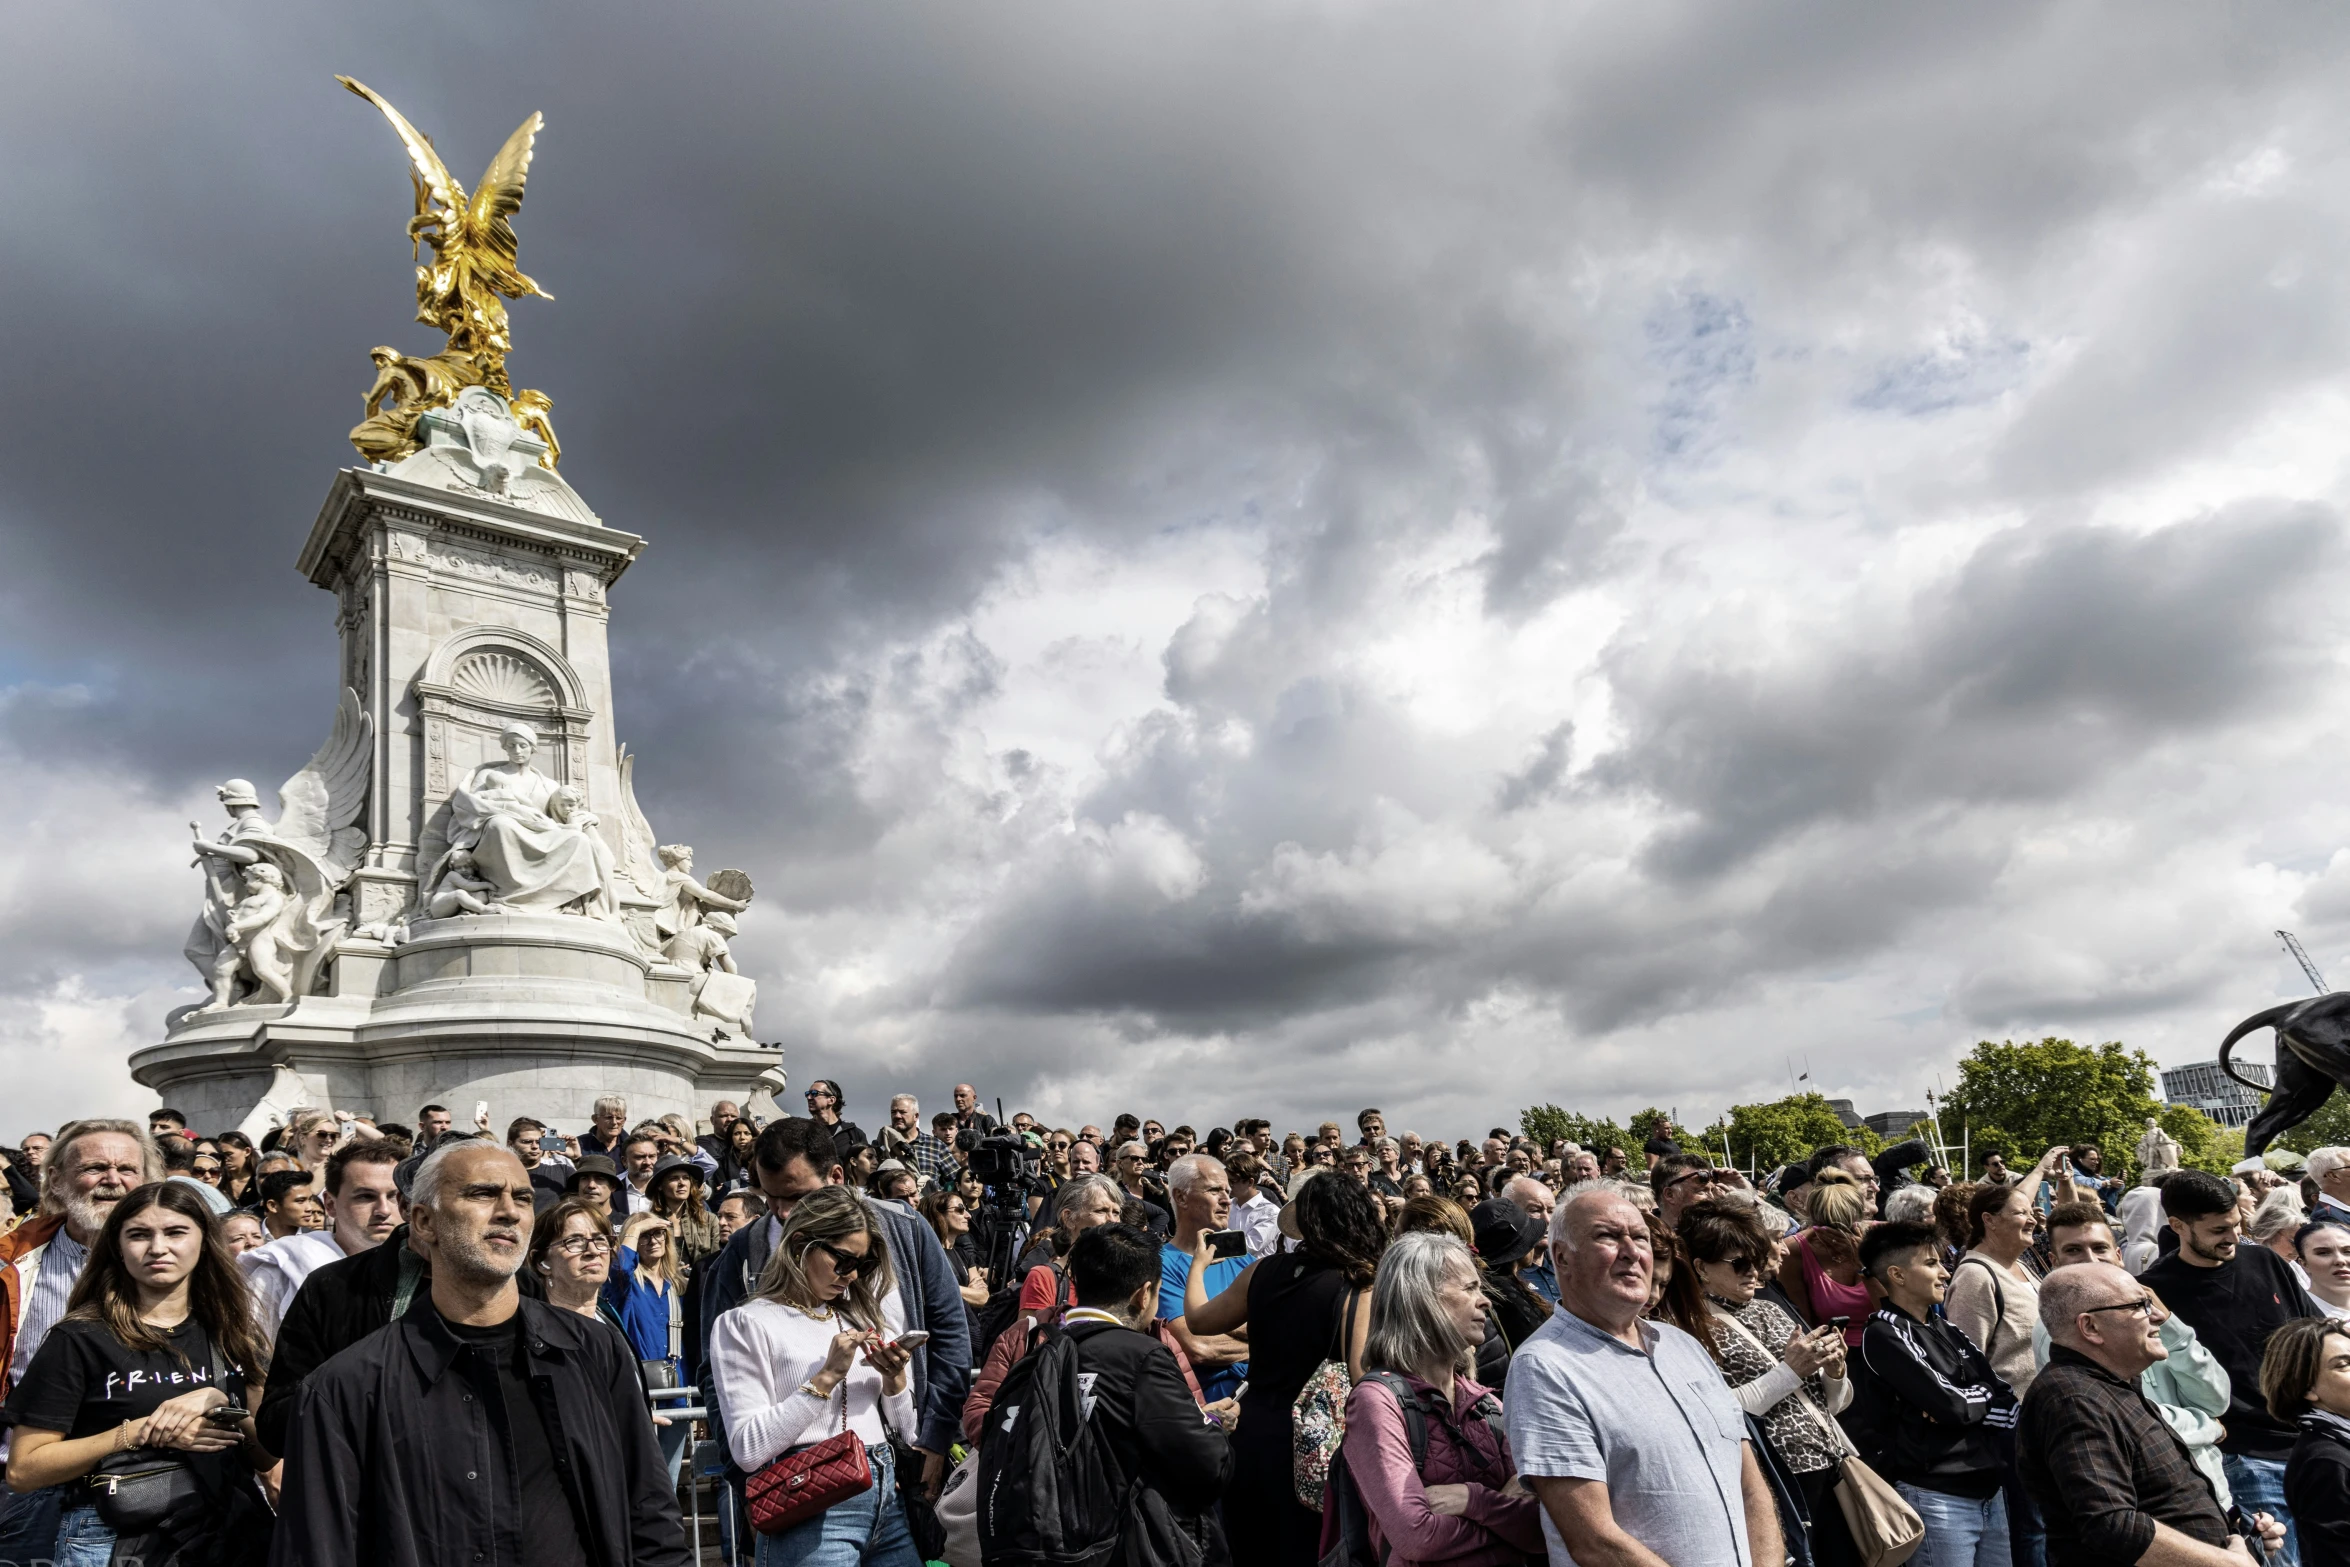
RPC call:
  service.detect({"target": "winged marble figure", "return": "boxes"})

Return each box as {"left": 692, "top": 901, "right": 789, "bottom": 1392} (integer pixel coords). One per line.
{"left": 183, "top": 690, "right": 373, "bottom": 1012}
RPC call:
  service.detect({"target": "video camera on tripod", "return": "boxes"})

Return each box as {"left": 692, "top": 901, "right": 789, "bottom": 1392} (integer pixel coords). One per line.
{"left": 959, "top": 1113, "right": 1042, "bottom": 1286}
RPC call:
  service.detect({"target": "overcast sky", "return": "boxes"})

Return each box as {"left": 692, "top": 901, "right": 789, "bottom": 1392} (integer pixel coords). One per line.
{"left": 8, "top": 2, "right": 2350, "bottom": 1139}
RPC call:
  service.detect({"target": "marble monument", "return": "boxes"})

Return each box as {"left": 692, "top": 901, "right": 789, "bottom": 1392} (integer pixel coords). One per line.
{"left": 130, "top": 80, "right": 781, "bottom": 1127}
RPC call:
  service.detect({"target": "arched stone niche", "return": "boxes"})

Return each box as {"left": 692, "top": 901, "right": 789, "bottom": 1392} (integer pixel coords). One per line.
{"left": 415, "top": 626, "right": 594, "bottom": 805}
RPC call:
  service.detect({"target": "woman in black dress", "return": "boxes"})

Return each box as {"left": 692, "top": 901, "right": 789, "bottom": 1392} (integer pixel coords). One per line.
{"left": 1180, "top": 1169, "right": 1387, "bottom": 1567}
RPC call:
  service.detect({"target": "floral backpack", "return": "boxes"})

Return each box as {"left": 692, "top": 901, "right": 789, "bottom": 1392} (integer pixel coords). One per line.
{"left": 1291, "top": 1285, "right": 1366, "bottom": 1509}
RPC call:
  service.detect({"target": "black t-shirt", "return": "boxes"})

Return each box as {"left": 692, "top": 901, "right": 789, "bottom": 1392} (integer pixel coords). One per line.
{"left": 441, "top": 1313, "right": 587, "bottom": 1567}
{"left": 2141, "top": 1243, "right": 2322, "bottom": 1460}
{"left": 4, "top": 1317, "right": 234, "bottom": 1440}
{"left": 3, "top": 1317, "right": 245, "bottom": 1492}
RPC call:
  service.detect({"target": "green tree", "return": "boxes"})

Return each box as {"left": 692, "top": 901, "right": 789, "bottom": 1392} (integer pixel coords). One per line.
{"left": 2274, "top": 1093, "right": 2350, "bottom": 1157}
{"left": 1937, "top": 1037, "right": 2214, "bottom": 1180}
{"left": 1520, "top": 1104, "right": 1634, "bottom": 1155}
{"left": 1695, "top": 1093, "right": 1883, "bottom": 1176}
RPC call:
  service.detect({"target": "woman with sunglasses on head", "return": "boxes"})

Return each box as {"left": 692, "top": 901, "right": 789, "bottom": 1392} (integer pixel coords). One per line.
{"left": 2, "top": 1181, "right": 274, "bottom": 1566}
{"left": 1663, "top": 1197, "right": 1860, "bottom": 1567}
{"left": 709, "top": 1184, "right": 920, "bottom": 1566}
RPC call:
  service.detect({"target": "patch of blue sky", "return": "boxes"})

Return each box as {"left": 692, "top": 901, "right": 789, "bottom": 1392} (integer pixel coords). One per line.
{"left": 1854, "top": 331, "right": 2030, "bottom": 417}
{"left": 1645, "top": 288, "right": 1756, "bottom": 464}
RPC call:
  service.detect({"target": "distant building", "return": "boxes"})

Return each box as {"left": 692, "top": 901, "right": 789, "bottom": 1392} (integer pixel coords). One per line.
{"left": 1824, "top": 1097, "right": 1865, "bottom": 1130}
{"left": 1865, "top": 1110, "right": 1928, "bottom": 1141}
{"left": 2161, "top": 1059, "right": 2271, "bottom": 1129}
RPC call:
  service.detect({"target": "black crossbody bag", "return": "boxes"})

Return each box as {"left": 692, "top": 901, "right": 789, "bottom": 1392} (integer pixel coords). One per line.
{"left": 85, "top": 1334, "right": 232, "bottom": 1533}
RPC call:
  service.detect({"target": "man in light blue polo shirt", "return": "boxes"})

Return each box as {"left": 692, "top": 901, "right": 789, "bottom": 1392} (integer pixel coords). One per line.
{"left": 1504, "top": 1185, "right": 1782, "bottom": 1567}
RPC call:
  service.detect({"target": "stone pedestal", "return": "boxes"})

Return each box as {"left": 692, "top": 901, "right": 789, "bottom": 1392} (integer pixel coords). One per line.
{"left": 133, "top": 914, "right": 779, "bottom": 1128}
{"left": 134, "top": 402, "right": 780, "bottom": 1130}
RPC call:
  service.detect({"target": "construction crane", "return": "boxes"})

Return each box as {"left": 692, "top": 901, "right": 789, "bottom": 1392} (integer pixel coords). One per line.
{"left": 2278, "top": 929, "right": 2329, "bottom": 995}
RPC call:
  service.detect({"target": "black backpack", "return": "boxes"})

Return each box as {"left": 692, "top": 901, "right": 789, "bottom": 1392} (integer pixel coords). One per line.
{"left": 1318, "top": 1371, "right": 1513, "bottom": 1567}
{"left": 978, "top": 1325, "right": 1129, "bottom": 1565}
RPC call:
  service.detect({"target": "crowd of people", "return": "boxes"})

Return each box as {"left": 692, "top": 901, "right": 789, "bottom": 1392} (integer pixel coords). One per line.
{"left": 0, "top": 1089, "right": 2345, "bottom": 1567}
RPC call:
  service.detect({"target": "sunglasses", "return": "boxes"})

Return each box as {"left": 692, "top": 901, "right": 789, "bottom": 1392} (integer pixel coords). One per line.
{"left": 808, "top": 1240, "right": 876, "bottom": 1278}
{"left": 1667, "top": 1169, "right": 1725, "bottom": 1191}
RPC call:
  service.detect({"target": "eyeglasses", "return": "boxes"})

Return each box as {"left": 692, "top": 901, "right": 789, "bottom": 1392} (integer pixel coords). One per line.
{"left": 808, "top": 1241, "right": 875, "bottom": 1278}
{"left": 1049, "top": 1142, "right": 1071, "bottom": 1152}
{"left": 552, "top": 1236, "right": 614, "bottom": 1258}
{"left": 2082, "top": 1296, "right": 2159, "bottom": 1321}
{"left": 192, "top": 1162, "right": 223, "bottom": 1179}
{"left": 1716, "top": 1256, "right": 1759, "bottom": 1276}
{"left": 1666, "top": 1169, "right": 1724, "bottom": 1191}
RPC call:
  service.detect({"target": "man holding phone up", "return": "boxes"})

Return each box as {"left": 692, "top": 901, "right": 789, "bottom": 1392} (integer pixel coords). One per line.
{"left": 1164, "top": 1153, "right": 1251, "bottom": 1400}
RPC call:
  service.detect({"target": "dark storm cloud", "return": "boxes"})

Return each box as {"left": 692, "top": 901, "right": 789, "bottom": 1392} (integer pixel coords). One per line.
{"left": 1597, "top": 505, "right": 2347, "bottom": 881}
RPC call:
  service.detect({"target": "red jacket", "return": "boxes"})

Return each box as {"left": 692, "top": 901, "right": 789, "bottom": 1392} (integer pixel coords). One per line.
{"left": 0, "top": 1212, "right": 67, "bottom": 1397}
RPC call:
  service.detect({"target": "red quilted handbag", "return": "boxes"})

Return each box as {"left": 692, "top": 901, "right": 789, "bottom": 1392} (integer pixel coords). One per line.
{"left": 747, "top": 1381, "right": 874, "bottom": 1536}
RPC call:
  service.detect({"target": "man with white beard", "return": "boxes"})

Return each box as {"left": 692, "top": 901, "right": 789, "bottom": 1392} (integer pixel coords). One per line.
{"left": 238, "top": 1138, "right": 404, "bottom": 1329}
{"left": 0, "top": 1118, "right": 162, "bottom": 1557}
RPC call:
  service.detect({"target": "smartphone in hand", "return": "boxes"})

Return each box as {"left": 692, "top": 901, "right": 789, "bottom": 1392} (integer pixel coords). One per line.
{"left": 1207, "top": 1229, "right": 1247, "bottom": 1260}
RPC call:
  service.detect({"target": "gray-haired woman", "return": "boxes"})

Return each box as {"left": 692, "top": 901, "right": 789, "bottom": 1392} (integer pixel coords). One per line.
{"left": 1330, "top": 1231, "right": 1542, "bottom": 1564}
{"left": 707, "top": 1185, "right": 920, "bottom": 1567}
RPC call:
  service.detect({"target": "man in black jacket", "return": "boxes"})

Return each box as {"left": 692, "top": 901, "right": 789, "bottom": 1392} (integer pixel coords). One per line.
{"left": 271, "top": 1141, "right": 686, "bottom": 1567}
{"left": 999, "top": 1222, "right": 1233, "bottom": 1562}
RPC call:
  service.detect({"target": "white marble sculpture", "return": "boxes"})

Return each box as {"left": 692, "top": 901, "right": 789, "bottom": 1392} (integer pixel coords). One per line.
{"left": 438, "top": 721, "right": 622, "bottom": 917}
{"left": 184, "top": 690, "right": 374, "bottom": 1011}
{"left": 655, "top": 844, "right": 751, "bottom": 946}
{"left": 2137, "top": 1116, "right": 2182, "bottom": 1174}
{"left": 669, "top": 910, "right": 757, "bottom": 1039}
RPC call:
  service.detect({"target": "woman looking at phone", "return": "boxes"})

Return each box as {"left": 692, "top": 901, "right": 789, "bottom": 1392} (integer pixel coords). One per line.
{"left": 2, "top": 1181, "right": 274, "bottom": 1565}
{"left": 1663, "top": 1197, "right": 1860, "bottom": 1567}
{"left": 708, "top": 1184, "right": 919, "bottom": 1567}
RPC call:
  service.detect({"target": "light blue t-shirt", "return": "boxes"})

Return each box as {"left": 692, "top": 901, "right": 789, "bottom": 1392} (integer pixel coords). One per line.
{"left": 1158, "top": 1246, "right": 1249, "bottom": 1401}
{"left": 1503, "top": 1304, "right": 1751, "bottom": 1567}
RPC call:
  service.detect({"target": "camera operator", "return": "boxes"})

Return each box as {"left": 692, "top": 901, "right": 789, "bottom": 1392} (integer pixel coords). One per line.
{"left": 958, "top": 1127, "right": 1045, "bottom": 1290}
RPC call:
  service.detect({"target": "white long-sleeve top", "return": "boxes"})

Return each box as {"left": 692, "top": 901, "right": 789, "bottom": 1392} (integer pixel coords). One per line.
{"left": 710, "top": 1294, "right": 915, "bottom": 1472}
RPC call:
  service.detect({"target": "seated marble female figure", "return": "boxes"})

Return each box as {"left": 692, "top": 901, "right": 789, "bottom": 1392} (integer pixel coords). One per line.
{"left": 446, "top": 722, "right": 612, "bottom": 913}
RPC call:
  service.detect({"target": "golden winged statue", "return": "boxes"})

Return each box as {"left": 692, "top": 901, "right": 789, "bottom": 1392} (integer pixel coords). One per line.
{"left": 338, "top": 76, "right": 561, "bottom": 467}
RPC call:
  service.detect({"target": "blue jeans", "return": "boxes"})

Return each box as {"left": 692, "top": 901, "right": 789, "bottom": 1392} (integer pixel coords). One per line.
{"left": 2226, "top": 1454, "right": 2298, "bottom": 1567}
{"left": 754, "top": 1439, "right": 921, "bottom": 1567}
{"left": 1897, "top": 1483, "right": 2010, "bottom": 1567}
{"left": 49, "top": 1503, "right": 115, "bottom": 1567}
{"left": 0, "top": 1485, "right": 64, "bottom": 1567}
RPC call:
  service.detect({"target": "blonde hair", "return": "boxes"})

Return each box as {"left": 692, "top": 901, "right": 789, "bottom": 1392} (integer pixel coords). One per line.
{"left": 1808, "top": 1169, "right": 1868, "bottom": 1234}
{"left": 618, "top": 1212, "right": 678, "bottom": 1289}
{"left": 752, "top": 1186, "right": 895, "bottom": 1331}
